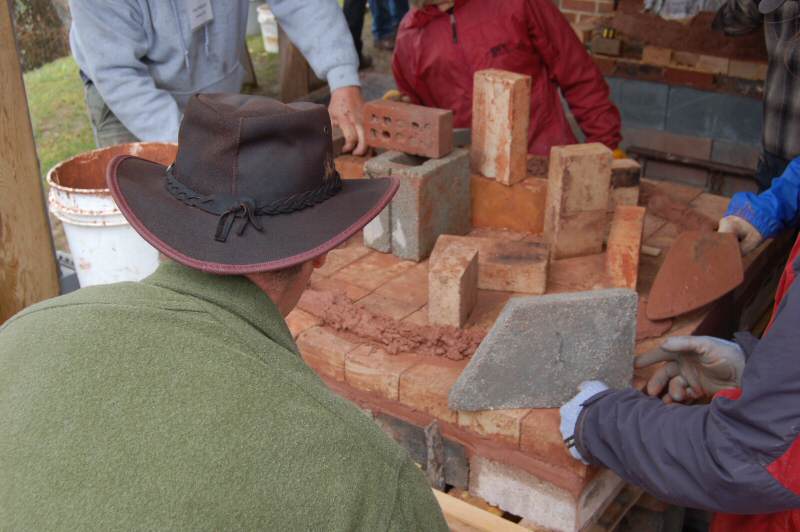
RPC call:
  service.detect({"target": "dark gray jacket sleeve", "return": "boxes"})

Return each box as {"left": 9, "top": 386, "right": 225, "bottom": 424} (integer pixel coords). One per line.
{"left": 575, "top": 270, "right": 800, "bottom": 513}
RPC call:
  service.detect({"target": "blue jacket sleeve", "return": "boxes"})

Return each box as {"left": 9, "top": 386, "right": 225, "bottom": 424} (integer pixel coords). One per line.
{"left": 726, "top": 157, "right": 800, "bottom": 238}
{"left": 575, "top": 259, "right": 800, "bottom": 513}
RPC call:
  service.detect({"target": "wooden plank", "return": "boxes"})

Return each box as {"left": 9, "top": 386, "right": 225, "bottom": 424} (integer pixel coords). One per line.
{"left": 0, "top": 0, "right": 60, "bottom": 324}
{"left": 278, "top": 25, "right": 310, "bottom": 102}
{"left": 433, "top": 490, "right": 530, "bottom": 532}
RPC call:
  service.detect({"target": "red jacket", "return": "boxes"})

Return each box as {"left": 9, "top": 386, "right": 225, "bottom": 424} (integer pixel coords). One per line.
{"left": 391, "top": 0, "right": 622, "bottom": 156}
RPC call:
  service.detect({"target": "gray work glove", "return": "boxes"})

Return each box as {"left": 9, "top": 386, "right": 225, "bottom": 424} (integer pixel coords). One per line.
{"left": 718, "top": 215, "right": 764, "bottom": 255}
{"left": 559, "top": 380, "right": 609, "bottom": 464}
{"left": 635, "top": 336, "right": 746, "bottom": 404}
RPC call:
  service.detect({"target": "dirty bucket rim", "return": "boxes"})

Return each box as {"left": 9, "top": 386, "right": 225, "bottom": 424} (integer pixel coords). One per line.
{"left": 46, "top": 142, "right": 176, "bottom": 193}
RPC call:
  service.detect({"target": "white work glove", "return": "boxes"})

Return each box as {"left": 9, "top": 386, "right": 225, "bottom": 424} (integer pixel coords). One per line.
{"left": 559, "top": 380, "right": 609, "bottom": 464}
{"left": 635, "top": 336, "right": 746, "bottom": 404}
{"left": 718, "top": 215, "right": 764, "bottom": 255}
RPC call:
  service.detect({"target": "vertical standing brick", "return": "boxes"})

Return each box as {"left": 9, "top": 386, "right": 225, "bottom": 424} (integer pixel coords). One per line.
{"left": 545, "top": 143, "right": 612, "bottom": 259}
{"left": 471, "top": 69, "right": 531, "bottom": 186}
{"left": 363, "top": 100, "right": 453, "bottom": 159}
{"left": 606, "top": 205, "right": 646, "bottom": 289}
{"left": 365, "top": 149, "right": 471, "bottom": 261}
{"left": 609, "top": 158, "right": 641, "bottom": 212}
{"left": 428, "top": 241, "right": 479, "bottom": 328}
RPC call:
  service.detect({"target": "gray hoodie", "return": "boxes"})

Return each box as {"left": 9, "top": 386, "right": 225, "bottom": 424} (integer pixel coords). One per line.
{"left": 69, "top": 0, "right": 360, "bottom": 142}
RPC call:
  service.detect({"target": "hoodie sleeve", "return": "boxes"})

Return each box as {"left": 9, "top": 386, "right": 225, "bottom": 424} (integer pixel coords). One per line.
{"left": 68, "top": 0, "right": 182, "bottom": 142}
{"left": 725, "top": 157, "right": 800, "bottom": 238}
{"left": 574, "top": 272, "right": 800, "bottom": 514}
{"left": 524, "top": 0, "right": 622, "bottom": 150}
{"left": 267, "top": 0, "right": 360, "bottom": 91}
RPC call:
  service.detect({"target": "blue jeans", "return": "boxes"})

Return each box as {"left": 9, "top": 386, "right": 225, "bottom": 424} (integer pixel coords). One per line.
{"left": 369, "top": 0, "right": 408, "bottom": 40}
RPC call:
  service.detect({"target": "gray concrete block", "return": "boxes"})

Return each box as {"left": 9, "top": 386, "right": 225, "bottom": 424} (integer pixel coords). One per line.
{"left": 363, "top": 202, "right": 391, "bottom": 252}
{"left": 365, "top": 149, "right": 471, "bottom": 262}
{"left": 666, "top": 87, "right": 762, "bottom": 145}
{"left": 711, "top": 139, "right": 760, "bottom": 170}
{"left": 617, "top": 79, "right": 669, "bottom": 130}
{"left": 449, "top": 289, "right": 637, "bottom": 410}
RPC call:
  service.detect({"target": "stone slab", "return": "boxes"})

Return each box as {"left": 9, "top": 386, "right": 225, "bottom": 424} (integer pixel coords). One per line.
{"left": 449, "top": 289, "right": 637, "bottom": 410}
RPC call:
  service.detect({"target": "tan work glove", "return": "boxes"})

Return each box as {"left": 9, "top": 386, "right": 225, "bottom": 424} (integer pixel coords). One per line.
{"left": 718, "top": 215, "right": 764, "bottom": 255}
{"left": 635, "top": 336, "right": 746, "bottom": 404}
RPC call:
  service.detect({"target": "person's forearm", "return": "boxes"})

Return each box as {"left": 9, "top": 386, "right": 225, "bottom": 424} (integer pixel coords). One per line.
{"left": 268, "top": 0, "right": 360, "bottom": 91}
{"left": 725, "top": 158, "right": 800, "bottom": 238}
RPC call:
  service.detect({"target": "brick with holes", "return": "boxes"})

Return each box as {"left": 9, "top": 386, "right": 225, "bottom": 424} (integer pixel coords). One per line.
{"left": 363, "top": 100, "right": 454, "bottom": 159}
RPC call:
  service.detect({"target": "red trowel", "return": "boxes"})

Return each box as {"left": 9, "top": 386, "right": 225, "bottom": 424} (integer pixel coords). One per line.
{"left": 647, "top": 231, "right": 744, "bottom": 320}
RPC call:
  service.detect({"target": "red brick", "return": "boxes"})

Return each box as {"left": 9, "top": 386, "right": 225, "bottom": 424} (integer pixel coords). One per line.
{"left": 398, "top": 358, "right": 463, "bottom": 424}
{"left": 641, "top": 46, "right": 672, "bottom": 67}
{"left": 471, "top": 69, "right": 531, "bottom": 186}
{"left": 671, "top": 51, "right": 699, "bottom": 68}
{"left": 363, "top": 100, "right": 453, "bottom": 159}
{"left": 520, "top": 409, "right": 591, "bottom": 476}
{"left": 334, "top": 154, "right": 370, "bottom": 180}
{"left": 285, "top": 309, "right": 321, "bottom": 339}
{"left": 344, "top": 345, "right": 418, "bottom": 400}
{"left": 596, "top": 2, "right": 615, "bottom": 13}
{"left": 592, "top": 56, "right": 617, "bottom": 76}
{"left": 611, "top": 158, "right": 641, "bottom": 188}
{"left": 728, "top": 60, "right": 768, "bottom": 81}
{"left": 296, "top": 327, "right": 360, "bottom": 381}
{"left": 471, "top": 174, "right": 547, "bottom": 234}
{"left": 330, "top": 251, "right": 416, "bottom": 291}
{"left": 309, "top": 276, "right": 371, "bottom": 302}
{"left": 664, "top": 68, "right": 715, "bottom": 91}
{"left": 606, "top": 205, "right": 645, "bottom": 289}
{"left": 357, "top": 292, "right": 422, "bottom": 320}
{"left": 564, "top": 11, "right": 579, "bottom": 23}
{"left": 609, "top": 186, "right": 640, "bottom": 213}
{"left": 435, "top": 235, "right": 548, "bottom": 294}
{"left": 373, "top": 262, "right": 429, "bottom": 309}
{"left": 458, "top": 408, "right": 529, "bottom": 447}
{"left": 696, "top": 55, "right": 729, "bottom": 75}
{"left": 428, "top": 241, "right": 479, "bottom": 328}
{"left": 561, "top": 0, "right": 596, "bottom": 12}
{"left": 545, "top": 143, "right": 612, "bottom": 259}
{"left": 314, "top": 239, "right": 371, "bottom": 277}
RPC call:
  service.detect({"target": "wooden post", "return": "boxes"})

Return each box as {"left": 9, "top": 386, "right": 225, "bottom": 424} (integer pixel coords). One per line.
{"left": 278, "top": 25, "right": 310, "bottom": 102}
{"left": 0, "top": 0, "right": 60, "bottom": 323}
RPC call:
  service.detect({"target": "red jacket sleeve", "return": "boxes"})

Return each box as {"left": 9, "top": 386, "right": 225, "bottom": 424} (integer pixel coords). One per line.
{"left": 523, "top": 0, "right": 622, "bottom": 149}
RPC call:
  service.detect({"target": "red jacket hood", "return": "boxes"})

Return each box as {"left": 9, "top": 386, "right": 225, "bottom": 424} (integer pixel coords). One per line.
{"left": 405, "top": 0, "right": 470, "bottom": 29}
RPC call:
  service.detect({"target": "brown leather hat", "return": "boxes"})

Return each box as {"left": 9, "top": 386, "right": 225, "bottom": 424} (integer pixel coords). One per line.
{"left": 107, "top": 93, "right": 398, "bottom": 274}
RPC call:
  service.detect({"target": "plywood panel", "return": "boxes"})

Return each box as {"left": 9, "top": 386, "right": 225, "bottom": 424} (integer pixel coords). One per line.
{"left": 0, "top": 0, "right": 60, "bottom": 323}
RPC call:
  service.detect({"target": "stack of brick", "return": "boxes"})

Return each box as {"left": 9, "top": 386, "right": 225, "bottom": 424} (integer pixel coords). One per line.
{"left": 291, "top": 319, "right": 625, "bottom": 531}
{"left": 362, "top": 100, "right": 472, "bottom": 262}
{"left": 545, "top": 143, "right": 613, "bottom": 260}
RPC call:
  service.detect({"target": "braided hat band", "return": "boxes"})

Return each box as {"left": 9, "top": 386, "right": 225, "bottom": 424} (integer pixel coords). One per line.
{"left": 164, "top": 164, "right": 343, "bottom": 243}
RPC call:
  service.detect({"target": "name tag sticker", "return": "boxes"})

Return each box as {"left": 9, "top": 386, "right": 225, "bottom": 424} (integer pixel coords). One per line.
{"left": 186, "top": 0, "right": 214, "bottom": 31}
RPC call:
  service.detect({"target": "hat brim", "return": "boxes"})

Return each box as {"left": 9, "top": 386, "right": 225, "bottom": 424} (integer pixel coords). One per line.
{"left": 108, "top": 155, "right": 399, "bottom": 274}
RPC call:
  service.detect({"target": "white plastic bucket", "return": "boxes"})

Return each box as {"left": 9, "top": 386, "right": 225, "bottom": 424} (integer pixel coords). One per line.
{"left": 257, "top": 4, "right": 279, "bottom": 54}
{"left": 47, "top": 142, "right": 178, "bottom": 287}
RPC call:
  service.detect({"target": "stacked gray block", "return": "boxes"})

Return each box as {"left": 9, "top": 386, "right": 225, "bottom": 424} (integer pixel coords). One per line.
{"left": 449, "top": 289, "right": 638, "bottom": 410}
{"left": 364, "top": 149, "right": 471, "bottom": 262}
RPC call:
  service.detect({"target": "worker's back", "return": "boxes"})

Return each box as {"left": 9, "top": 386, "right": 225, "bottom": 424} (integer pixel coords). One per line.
{"left": 0, "top": 262, "right": 447, "bottom": 531}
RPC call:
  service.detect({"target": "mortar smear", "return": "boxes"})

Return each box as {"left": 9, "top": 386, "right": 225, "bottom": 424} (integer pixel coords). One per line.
{"left": 300, "top": 289, "right": 485, "bottom": 360}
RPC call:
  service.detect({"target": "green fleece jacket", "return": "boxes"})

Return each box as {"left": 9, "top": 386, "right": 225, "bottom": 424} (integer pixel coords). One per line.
{"left": 0, "top": 262, "right": 448, "bottom": 531}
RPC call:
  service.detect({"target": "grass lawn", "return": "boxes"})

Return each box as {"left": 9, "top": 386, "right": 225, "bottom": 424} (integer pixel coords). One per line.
{"left": 24, "top": 55, "right": 94, "bottom": 178}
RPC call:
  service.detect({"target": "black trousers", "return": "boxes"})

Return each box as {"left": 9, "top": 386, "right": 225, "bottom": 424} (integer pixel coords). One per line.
{"left": 342, "top": 0, "right": 366, "bottom": 58}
